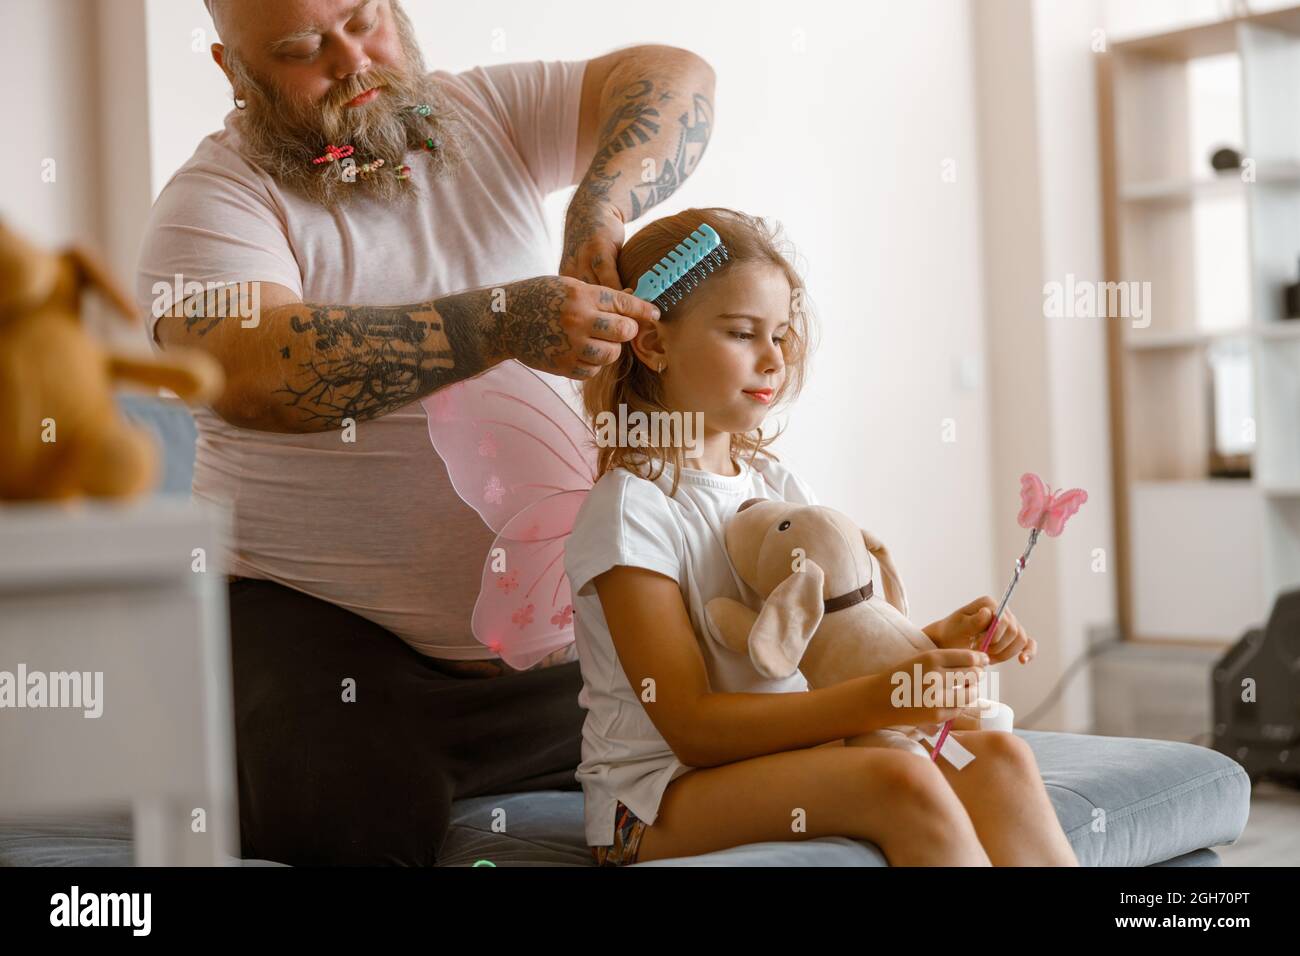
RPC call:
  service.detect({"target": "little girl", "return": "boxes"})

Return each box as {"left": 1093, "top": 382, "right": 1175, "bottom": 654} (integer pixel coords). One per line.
{"left": 561, "top": 206, "right": 1079, "bottom": 867}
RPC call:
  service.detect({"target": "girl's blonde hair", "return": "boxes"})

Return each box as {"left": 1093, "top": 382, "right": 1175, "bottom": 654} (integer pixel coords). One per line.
{"left": 582, "top": 206, "right": 818, "bottom": 497}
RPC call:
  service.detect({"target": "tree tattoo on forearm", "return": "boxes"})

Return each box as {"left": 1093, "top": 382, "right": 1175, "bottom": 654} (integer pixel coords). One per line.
{"left": 273, "top": 296, "right": 489, "bottom": 428}
{"left": 273, "top": 277, "right": 578, "bottom": 428}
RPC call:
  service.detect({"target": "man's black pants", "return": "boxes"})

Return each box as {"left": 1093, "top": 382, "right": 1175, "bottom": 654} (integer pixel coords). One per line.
{"left": 227, "top": 578, "right": 585, "bottom": 865}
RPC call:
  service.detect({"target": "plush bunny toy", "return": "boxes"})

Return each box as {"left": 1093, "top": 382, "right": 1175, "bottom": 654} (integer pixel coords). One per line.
{"left": 0, "top": 218, "right": 223, "bottom": 500}
{"left": 705, "top": 498, "right": 1013, "bottom": 764}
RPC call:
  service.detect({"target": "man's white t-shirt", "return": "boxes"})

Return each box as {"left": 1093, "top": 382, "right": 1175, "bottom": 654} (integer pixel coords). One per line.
{"left": 135, "top": 60, "right": 587, "bottom": 659}
{"left": 563, "top": 453, "right": 819, "bottom": 847}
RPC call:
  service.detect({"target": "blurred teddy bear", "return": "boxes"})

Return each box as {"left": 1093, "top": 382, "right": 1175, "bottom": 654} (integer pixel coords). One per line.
{"left": 0, "top": 217, "right": 223, "bottom": 500}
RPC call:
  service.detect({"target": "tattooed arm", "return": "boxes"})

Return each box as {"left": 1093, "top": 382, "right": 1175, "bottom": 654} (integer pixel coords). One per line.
{"left": 154, "top": 276, "right": 660, "bottom": 433}
{"left": 562, "top": 46, "right": 716, "bottom": 288}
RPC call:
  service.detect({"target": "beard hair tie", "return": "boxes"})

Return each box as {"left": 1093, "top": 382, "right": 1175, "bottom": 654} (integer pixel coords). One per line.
{"left": 310, "top": 104, "right": 441, "bottom": 181}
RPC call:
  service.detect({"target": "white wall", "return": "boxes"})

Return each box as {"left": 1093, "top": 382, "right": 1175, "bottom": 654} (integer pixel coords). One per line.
{"left": 1034, "top": 0, "right": 1116, "bottom": 731}
{"left": 6, "top": 0, "right": 102, "bottom": 248}
{"left": 5, "top": 0, "right": 109, "bottom": 335}
{"left": 4, "top": 0, "right": 152, "bottom": 345}
{"left": 145, "top": 0, "right": 241, "bottom": 201}
{"left": 971, "top": 0, "right": 1074, "bottom": 729}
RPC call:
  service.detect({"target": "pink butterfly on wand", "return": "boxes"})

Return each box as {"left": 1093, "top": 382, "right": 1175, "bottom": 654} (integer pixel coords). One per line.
{"left": 1016, "top": 473, "right": 1088, "bottom": 539}
{"left": 928, "top": 472, "right": 1087, "bottom": 763}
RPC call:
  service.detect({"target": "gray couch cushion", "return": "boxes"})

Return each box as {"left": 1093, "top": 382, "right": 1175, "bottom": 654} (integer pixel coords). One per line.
{"left": 1150, "top": 848, "right": 1221, "bottom": 866}
{"left": 1016, "top": 730, "right": 1247, "bottom": 866}
{"left": 0, "top": 724, "right": 1247, "bottom": 870}
{"left": 437, "top": 730, "right": 1248, "bottom": 866}
{"left": 116, "top": 393, "right": 197, "bottom": 494}
{"left": 0, "top": 809, "right": 285, "bottom": 867}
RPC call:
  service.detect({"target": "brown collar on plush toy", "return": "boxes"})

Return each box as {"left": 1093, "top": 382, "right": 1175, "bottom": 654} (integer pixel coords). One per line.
{"left": 824, "top": 581, "right": 873, "bottom": 613}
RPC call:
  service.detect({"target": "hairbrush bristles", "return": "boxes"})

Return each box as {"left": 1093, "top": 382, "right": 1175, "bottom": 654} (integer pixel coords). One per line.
{"left": 632, "top": 223, "right": 730, "bottom": 313}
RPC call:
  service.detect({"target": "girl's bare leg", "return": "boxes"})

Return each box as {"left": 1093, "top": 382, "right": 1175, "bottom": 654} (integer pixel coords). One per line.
{"left": 924, "top": 730, "right": 1079, "bottom": 866}
{"left": 635, "top": 744, "right": 992, "bottom": 866}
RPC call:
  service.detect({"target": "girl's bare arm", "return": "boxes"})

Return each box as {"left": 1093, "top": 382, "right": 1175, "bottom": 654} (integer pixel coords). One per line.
{"left": 595, "top": 565, "right": 892, "bottom": 767}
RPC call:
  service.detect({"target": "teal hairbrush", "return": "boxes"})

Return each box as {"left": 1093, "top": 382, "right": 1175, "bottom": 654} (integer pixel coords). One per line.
{"left": 631, "top": 223, "right": 730, "bottom": 312}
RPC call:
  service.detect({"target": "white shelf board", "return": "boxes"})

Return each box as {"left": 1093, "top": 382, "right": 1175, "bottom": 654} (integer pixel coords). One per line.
{"left": 1124, "top": 321, "right": 1300, "bottom": 351}
{"left": 1121, "top": 175, "right": 1246, "bottom": 203}
{"left": 1112, "top": 8, "right": 1300, "bottom": 60}
{"left": 1256, "top": 321, "right": 1300, "bottom": 341}
{"left": 1260, "top": 483, "right": 1300, "bottom": 497}
{"left": 1132, "top": 478, "right": 1257, "bottom": 491}
{"left": 0, "top": 498, "right": 226, "bottom": 590}
{"left": 1120, "top": 162, "right": 1300, "bottom": 203}
{"left": 1125, "top": 325, "right": 1251, "bottom": 350}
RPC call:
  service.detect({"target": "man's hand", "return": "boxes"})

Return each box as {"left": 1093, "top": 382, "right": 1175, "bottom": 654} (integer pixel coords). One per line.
{"left": 483, "top": 274, "right": 659, "bottom": 381}
{"left": 922, "top": 596, "right": 1037, "bottom": 665}
{"left": 560, "top": 197, "right": 626, "bottom": 290}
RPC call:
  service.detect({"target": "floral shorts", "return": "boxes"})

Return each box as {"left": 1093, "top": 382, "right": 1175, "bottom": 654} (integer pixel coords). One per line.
{"left": 590, "top": 800, "right": 648, "bottom": 867}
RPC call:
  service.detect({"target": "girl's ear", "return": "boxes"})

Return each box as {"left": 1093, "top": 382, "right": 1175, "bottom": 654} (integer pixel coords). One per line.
{"left": 630, "top": 320, "right": 668, "bottom": 372}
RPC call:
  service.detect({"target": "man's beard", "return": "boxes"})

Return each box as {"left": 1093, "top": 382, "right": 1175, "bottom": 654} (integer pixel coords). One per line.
{"left": 226, "top": 10, "right": 466, "bottom": 207}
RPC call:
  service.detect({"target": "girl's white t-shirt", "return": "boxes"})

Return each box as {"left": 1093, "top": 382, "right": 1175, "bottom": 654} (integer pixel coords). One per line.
{"left": 563, "top": 452, "right": 820, "bottom": 847}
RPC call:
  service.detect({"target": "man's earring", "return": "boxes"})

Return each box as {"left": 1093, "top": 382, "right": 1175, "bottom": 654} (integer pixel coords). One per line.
{"left": 657, "top": 361, "right": 665, "bottom": 373}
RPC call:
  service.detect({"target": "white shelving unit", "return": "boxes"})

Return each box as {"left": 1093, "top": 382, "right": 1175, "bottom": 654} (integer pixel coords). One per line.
{"left": 1100, "top": 7, "right": 1300, "bottom": 643}
{"left": 0, "top": 500, "right": 238, "bottom": 865}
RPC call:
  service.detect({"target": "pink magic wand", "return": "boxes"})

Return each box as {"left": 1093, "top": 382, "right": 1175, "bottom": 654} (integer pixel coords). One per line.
{"left": 929, "top": 473, "right": 1087, "bottom": 763}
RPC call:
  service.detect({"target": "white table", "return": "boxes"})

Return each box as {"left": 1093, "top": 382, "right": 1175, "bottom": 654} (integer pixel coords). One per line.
{"left": 0, "top": 499, "right": 237, "bottom": 865}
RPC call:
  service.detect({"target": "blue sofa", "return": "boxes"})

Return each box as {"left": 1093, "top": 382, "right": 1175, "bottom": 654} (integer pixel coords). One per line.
{"left": 0, "top": 395, "right": 1252, "bottom": 867}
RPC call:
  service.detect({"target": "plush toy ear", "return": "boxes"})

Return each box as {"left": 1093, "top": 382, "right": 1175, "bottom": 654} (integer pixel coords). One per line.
{"left": 748, "top": 559, "right": 825, "bottom": 680}
{"left": 62, "top": 245, "right": 138, "bottom": 323}
{"left": 0, "top": 225, "right": 58, "bottom": 317}
{"left": 861, "top": 529, "right": 909, "bottom": 618}
{"left": 108, "top": 349, "right": 224, "bottom": 405}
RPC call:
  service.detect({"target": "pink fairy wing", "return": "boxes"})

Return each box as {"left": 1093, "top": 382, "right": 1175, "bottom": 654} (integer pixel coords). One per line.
{"left": 423, "top": 360, "right": 599, "bottom": 668}
{"left": 423, "top": 360, "right": 598, "bottom": 532}
{"left": 474, "top": 489, "right": 589, "bottom": 670}
{"left": 1017, "top": 473, "right": 1050, "bottom": 530}
{"left": 1040, "top": 488, "right": 1088, "bottom": 537}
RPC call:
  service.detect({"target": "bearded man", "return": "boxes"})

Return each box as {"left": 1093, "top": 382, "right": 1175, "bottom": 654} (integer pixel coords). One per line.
{"left": 136, "top": 0, "right": 714, "bottom": 865}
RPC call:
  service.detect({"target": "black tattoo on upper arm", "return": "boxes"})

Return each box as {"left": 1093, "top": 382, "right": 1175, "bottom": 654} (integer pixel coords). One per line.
{"left": 628, "top": 91, "right": 712, "bottom": 219}
{"left": 183, "top": 312, "right": 225, "bottom": 337}
{"left": 564, "top": 75, "right": 714, "bottom": 260}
